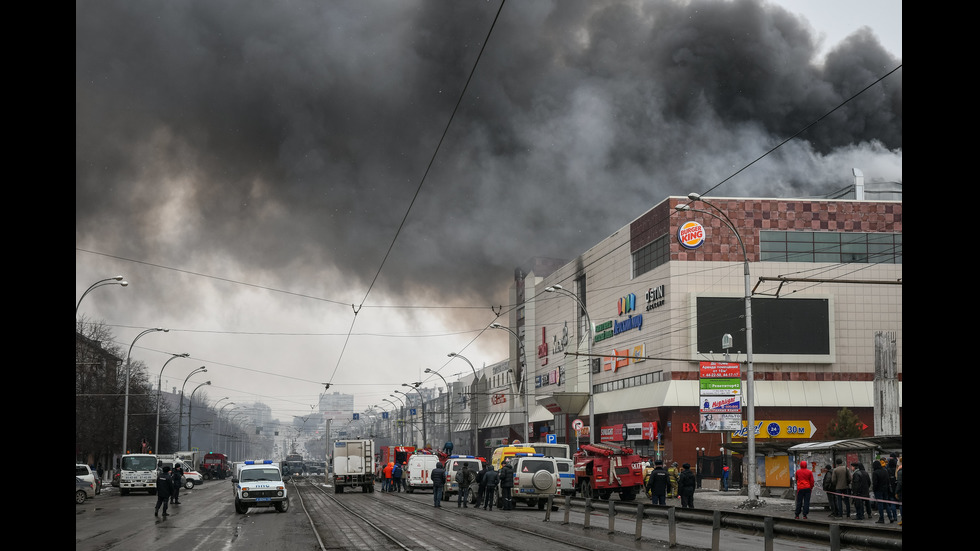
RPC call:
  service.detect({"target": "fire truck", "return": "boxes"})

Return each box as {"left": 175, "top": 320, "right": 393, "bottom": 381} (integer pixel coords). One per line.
{"left": 376, "top": 445, "right": 416, "bottom": 477}
{"left": 573, "top": 442, "right": 646, "bottom": 501}
{"left": 202, "top": 452, "right": 230, "bottom": 480}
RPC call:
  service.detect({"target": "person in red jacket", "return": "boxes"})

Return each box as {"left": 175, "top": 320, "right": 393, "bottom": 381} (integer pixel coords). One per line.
{"left": 794, "top": 460, "right": 815, "bottom": 519}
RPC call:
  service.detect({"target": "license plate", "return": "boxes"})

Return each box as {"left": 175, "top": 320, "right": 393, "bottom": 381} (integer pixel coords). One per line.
{"left": 257, "top": 497, "right": 271, "bottom": 502}
{"left": 519, "top": 489, "right": 535, "bottom": 493}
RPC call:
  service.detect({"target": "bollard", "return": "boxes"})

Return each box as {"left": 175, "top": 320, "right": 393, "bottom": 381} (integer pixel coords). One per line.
{"left": 562, "top": 495, "right": 571, "bottom": 525}
{"left": 584, "top": 498, "right": 592, "bottom": 529}
{"left": 544, "top": 495, "right": 552, "bottom": 521}
{"left": 668, "top": 506, "right": 676, "bottom": 547}
{"left": 711, "top": 510, "right": 721, "bottom": 551}
{"left": 764, "top": 517, "right": 774, "bottom": 551}
{"left": 829, "top": 523, "right": 841, "bottom": 551}
{"left": 634, "top": 503, "right": 644, "bottom": 541}
{"left": 608, "top": 499, "right": 616, "bottom": 534}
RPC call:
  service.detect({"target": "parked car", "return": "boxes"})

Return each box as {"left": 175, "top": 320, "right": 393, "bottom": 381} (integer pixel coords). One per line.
{"left": 76, "top": 464, "right": 102, "bottom": 495}
{"left": 76, "top": 477, "right": 96, "bottom": 504}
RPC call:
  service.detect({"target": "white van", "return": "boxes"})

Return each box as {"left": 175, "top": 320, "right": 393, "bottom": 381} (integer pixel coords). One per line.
{"left": 442, "top": 455, "right": 486, "bottom": 502}
{"left": 555, "top": 457, "right": 576, "bottom": 497}
{"left": 405, "top": 453, "right": 440, "bottom": 493}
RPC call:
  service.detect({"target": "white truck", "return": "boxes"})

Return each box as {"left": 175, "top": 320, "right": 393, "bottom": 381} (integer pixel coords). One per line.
{"left": 176, "top": 450, "right": 199, "bottom": 470}
{"left": 405, "top": 452, "right": 440, "bottom": 493}
{"left": 119, "top": 453, "right": 159, "bottom": 495}
{"left": 332, "top": 439, "right": 375, "bottom": 493}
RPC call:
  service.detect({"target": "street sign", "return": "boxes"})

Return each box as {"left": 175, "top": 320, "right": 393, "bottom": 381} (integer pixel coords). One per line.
{"left": 547, "top": 433, "right": 557, "bottom": 444}
{"left": 572, "top": 419, "right": 584, "bottom": 430}
{"left": 731, "top": 420, "right": 817, "bottom": 439}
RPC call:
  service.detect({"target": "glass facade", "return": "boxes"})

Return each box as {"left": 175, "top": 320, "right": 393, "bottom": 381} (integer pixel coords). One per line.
{"left": 760, "top": 231, "right": 902, "bottom": 264}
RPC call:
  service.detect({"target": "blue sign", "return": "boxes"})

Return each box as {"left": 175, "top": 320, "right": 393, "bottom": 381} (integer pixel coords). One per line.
{"left": 411, "top": 408, "right": 417, "bottom": 416}
{"left": 547, "top": 433, "right": 557, "bottom": 444}
{"left": 382, "top": 412, "right": 389, "bottom": 420}
{"left": 353, "top": 413, "right": 359, "bottom": 420}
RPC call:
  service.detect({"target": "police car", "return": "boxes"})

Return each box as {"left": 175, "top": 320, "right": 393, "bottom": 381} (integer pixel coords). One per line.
{"left": 506, "top": 453, "right": 558, "bottom": 510}
{"left": 442, "top": 455, "right": 486, "bottom": 502}
{"left": 232, "top": 460, "right": 289, "bottom": 514}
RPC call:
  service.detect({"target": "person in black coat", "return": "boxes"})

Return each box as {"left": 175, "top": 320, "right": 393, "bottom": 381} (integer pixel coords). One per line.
{"left": 646, "top": 460, "right": 670, "bottom": 506}
{"left": 475, "top": 465, "right": 488, "bottom": 507}
{"left": 154, "top": 466, "right": 173, "bottom": 517}
{"left": 871, "top": 461, "right": 897, "bottom": 523}
{"left": 430, "top": 462, "right": 446, "bottom": 507}
{"left": 481, "top": 465, "right": 499, "bottom": 510}
{"left": 849, "top": 463, "right": 871, "bottom": 520}
{"left": 498, "top": 461, "right": 515, "bottom": 510}
{"left": 677, "top": 463, "right": 696, "bottom": 508}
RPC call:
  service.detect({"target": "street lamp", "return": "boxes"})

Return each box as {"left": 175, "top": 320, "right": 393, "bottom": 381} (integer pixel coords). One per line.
{"left": 188, "top": 381, "right": 212, "bottom": 450}
{"left": 155, "top": 352, "right": 190, "bottom": 454}
{"left": 383, "top": 398, "right": 399, "bottom": 442}
{"left": 177, "top": 366, "right": 207, "bottom": 452}
{"left": 424, "top": 368, "right": 451, "bottom": 450}
{"left": 544, "top": 284, "right": 595, "bottom": 444}
{"left": 489, "top": 323, "right": 530, "bottom": 443}
{"left": 218, "top": 402, "right": 236, "bottom": 453}
{"left": 123, "top": 327, "right": 169, "bottom": 455}
{"left": 76, "top": 275, "right": 128, "bottom": 316}
{"left": 677, "top": 193, "right": 758, "bottom": 504}
{"left": 394, "top": 390, "right": 415, "bottom": 447}
{"left": 211, "top": 397, "right": 230, "bottom": 450}
{"left": 389, "top": 394, "right": 405, "bottom": 444}
{"left": 402, "top": 383, "right": 427, "bottom": 449}
{"left": 448, "top": 352, "right": 479, "bottom": 456}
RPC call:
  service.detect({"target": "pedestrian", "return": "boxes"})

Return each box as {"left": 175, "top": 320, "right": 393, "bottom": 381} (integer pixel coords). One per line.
{"left": 821, "top": 464, "right": 838, "bottom": 518}
{"left": 499, "top": 460, "right": 514, "bottom": 510}
{"left": 895, "top": 456, "right": 902, "bottom": 526}
{"left": 871, "top": 461, "right": 897, "bottom": 523}
{"left": 482, "top": 464, "right": 499, "bottom": 510}
{"left": 475, "top": 463, "right": 489, "bottom": 506}
{"left": 721, "top": 464, "right": 729, "bottom": 492}
{"left": 154, "top": 466, "right": 173, "bottom": 517}
{"left": 97, "top": 463, "right": 104, "bottom": 483}
{"left": 886, "top": 453, "right": 898, "bottom": 508}
{"left": 830, "top": 458, "right": 851, "bottom": 518}
{"left": 646, "top": 459, "right": 670, "bottom": 506}
{"left": 431, "top": 462, "right": 446, "bottom": 507}
{"left": 443, "top": 440, "right": 454, "bottom": 455}
{"left": 401, "top": 461, "right": 409, "bottom": 492}
{"left": 392, "top": 461, "right": 403, "bottom": 492}
{"left": 456, "top": 462, "right": 476, "bottom": 508}
{"left": 383, "top": 461, "right": 394, "bottom": 492}
{"left": 677, "top": 463, "right": 696, "bottom": 508}
{"left": 171, "top": 463, "right": 184, "bottom": 504}
{"left": 667, "top": 461, "right": 679, "bottom": 499}
{"left": 849, "top": 462, "right": 871, "bottom": 520}
{"left": 794, "top": 460, "right": 814, "bottom": 519}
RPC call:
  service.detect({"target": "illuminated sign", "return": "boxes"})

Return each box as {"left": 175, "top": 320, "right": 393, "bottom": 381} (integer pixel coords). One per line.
{"left": 678, "top": 221, "right": 705, "bottom": 249}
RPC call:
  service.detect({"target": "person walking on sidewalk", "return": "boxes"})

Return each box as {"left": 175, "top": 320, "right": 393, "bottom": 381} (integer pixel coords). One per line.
{"left": 794, "top": 460, "right": 815, "bottom": 519}
{"left": 678, "top": 463, "right": 696, "bottom": 508}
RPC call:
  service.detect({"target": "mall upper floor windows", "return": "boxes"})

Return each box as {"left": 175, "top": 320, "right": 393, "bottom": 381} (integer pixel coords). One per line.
{"left": 761, "top": 231, "right": 902, "bottom": 264}
{"left": 632, "top": 233, "right": 670, "bottom": 277}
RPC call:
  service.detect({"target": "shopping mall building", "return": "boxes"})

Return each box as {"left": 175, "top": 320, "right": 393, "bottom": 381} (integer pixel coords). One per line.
{"left": 479, "top": 186, "right": 902, "bottom": 487}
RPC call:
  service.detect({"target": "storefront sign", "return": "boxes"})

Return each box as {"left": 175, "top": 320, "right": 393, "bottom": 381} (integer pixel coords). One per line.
{"left": 731, "top": 420, "right": 817, "bottom": 439}
{"left": 646, "top": 284, "right": 665, "bottom": 311}
{"left": 700, "top": 395, "right": 742, "bottom": 413}
{"left": 678, "top": 221, "right": 705, "bottom": 249}
{"left": 699, "top": 361, "right": 741, "bottom": 378}
{"left": 699, "top": 378, "right": 742, "bottom": 395}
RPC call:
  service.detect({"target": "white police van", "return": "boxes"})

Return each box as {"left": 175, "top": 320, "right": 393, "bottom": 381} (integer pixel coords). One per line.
{"left": 232, "top": 460, "right": 289, "bottom": 514}
{"left": 442, "top": 455, "right": 486, "bottom": 503}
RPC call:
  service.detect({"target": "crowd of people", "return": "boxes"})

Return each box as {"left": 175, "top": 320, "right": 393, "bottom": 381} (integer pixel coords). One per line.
{"left": 823, "top": 453, "right": 902, "bottom": 525}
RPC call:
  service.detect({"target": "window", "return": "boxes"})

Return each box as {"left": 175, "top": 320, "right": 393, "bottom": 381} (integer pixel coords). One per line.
{"left": 633, "top": 234, "right": 670, "bottom": 277}
{"left": 761, "top": 231, "right": 901, "bottom": 264}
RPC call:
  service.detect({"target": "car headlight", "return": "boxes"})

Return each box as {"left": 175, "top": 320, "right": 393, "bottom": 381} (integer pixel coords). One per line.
{"left": 242, "top": 490, "right": 249, "bottom": 497}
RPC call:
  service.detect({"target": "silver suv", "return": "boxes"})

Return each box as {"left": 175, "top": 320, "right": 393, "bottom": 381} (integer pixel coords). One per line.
{"left": 505, "top": 453, "right": 558, "bottom": 510}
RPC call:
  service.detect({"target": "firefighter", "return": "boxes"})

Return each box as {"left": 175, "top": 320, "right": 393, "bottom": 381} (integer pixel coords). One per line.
{"left": 667, "top": 461, "right": 679, "bottom": 498}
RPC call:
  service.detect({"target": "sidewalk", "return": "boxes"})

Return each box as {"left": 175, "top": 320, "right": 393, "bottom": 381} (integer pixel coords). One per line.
{"left": 688, "top": 488, "right": 902, "bottom": 528}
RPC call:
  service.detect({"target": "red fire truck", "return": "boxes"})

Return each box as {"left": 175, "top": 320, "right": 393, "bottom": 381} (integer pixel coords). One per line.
{"left": 201, "top": 452, "right": 230, "bottom": 480}
{"left": 573, "top": 442, "right": 646, "bottom": 501}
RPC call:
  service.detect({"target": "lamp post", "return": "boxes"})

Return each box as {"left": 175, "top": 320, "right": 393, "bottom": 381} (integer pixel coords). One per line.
{"left": 394, "top": 390, "right": 415, "bottom": 447}
{"left": 383, "top": 398, "right": 399, "bottom": 443}
{"left": 489, "top": 323, "right": 530, "bottom": 443}
{"left": 424, "top": 368, "right": 451, "bottom": 449}
{"left": 188, "top": 381, "right": 211, "bottom": 450}
{"left": 448, "top": 352, "right": 479, "bottom": 456}
{"left": 389, "top": 394, "right": 405, "bottom": 443}
{"left": 177, "top": 366, "right": 207, "bottom": 453}
{"left": 211, "top": 397, "right": 230, "bottom": 450}
{"left": 544, "top": 284, "right": 595, "bottom": 444}
{"left": 155, "top": 353, "right": 190, "bottom": 454}
{"left": 677, "top": 193, "right": 758, "bottom": 504}
{"left": 218, "top": 402, "right": 236, "bottom": 454}
{"left": 123, "top": 327, "right": 169, "bottom": 455}
{"left": 402, "top": 384, "right": 427, "bottom": 449}
{"left": 76, "top": 275, "right": 128, "bottom": 317}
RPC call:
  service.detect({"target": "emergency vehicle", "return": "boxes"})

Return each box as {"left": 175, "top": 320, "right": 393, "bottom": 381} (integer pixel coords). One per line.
{"left": 573, "top": 442, "right": 646, "bottom": 501}
{"left": 232, "top": 460, "right": 289, "bottom": 513}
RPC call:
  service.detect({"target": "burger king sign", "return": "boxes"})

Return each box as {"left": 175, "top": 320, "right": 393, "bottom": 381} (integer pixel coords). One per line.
{"left": 677, "top": 221, "right": 705, "bottom": 249}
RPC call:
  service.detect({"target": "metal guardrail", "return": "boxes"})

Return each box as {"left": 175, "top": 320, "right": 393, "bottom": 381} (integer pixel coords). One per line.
{"left": 543, "top": 496, "right": 902, "bottom": 551}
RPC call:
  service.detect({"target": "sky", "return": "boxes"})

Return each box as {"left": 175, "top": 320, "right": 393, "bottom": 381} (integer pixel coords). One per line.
{"left": 76, "top": 0, "right": 902, "bottom": 430}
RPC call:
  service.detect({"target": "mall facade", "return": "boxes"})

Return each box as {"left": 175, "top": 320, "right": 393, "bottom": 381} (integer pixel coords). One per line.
{"left": 476, "top": 192, "right": 902, "bottom": 486}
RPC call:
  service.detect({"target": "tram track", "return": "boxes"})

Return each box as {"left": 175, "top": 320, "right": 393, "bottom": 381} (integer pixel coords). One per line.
{"left": 291, "top": 478, "right": 679, "bottom": 551}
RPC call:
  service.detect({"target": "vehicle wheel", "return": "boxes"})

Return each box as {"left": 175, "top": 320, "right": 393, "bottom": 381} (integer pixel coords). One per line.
{"left": 185, "top": 479, "right": 195, "bottom": 490}
{"left": 335, "top": 485, "right": 344, "bottom": 494}
{"left": 235, "top": 499, "right": 247, "bottom": 514}
{"left": 121, "top": 489, "right": 130, "bottom": 496}
{"left": 76, "top": 490, "right": 87, "bottom": 504}
{"left": 599, "top": 490, "right": 612, "bottom": 500}
{"left": 443, "top": 490, "right": 451, "bottom": 501}
{"left": 407, "top": 486, "right": 414, "bottom": 494}
{"left": 275, "top": 499, "right": 289, "bottom": 513}
{"left": 619, "top": 490, "right": 636, "bottom": 501}
{"left": 580, "top": 482, "right": 592, "bottom": 500}
{"left": 527, "top": 499, "right": 537, "bottom": 508}
{"left": 537, "top": 499, "right": 545, "bottom": 510}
